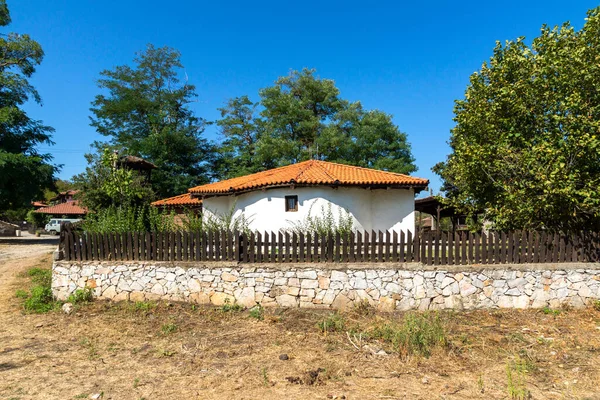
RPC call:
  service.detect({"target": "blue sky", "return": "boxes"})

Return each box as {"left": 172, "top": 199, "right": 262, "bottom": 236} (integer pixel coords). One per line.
{"left": 9, "top": 0, "right": 598, "bottom": 194}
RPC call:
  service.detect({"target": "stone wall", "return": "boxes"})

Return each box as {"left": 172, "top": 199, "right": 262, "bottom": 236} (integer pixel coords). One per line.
{"left": 52, "top": 261, "right": 600, "bottom": 311}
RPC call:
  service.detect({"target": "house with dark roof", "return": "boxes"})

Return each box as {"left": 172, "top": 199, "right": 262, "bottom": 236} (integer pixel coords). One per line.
{"left": 181, "top": 160, "right": 428, "bottom": 234}
{"left": 35, "top": 189, "right": 87, "bottom": 218}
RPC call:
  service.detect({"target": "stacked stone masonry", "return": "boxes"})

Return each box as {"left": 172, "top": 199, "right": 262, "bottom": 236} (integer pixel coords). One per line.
{"left": 52, "top": 262, "right": 600, "bottom": 311}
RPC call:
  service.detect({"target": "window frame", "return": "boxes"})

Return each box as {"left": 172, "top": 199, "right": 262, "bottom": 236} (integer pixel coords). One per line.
{"left": 284, "top": 195, "right": 299, "bottom": 212}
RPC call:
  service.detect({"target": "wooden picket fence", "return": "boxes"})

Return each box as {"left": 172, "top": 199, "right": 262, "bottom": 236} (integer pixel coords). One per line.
{"left": 59, "top": 224, "right": 600, "bottom": 265}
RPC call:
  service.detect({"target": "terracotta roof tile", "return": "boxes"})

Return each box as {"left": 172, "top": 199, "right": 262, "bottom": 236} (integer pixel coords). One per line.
{"left": 34, "top": 201, "right": 87, "bottom": 215}
{"left": 151, "top": 193, "right": 203, "bottom": 207}
{"left": 189, "top": 160, "right": 428, "bottom": 195}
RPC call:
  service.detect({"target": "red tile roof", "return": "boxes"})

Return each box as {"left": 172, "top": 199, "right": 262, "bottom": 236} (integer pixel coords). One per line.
{"left": 189, "top": 160, "right": 429, "bottom": 196}
{"left": 151, "top": 193, "right": 203, "bottom": 208}
{"left": 34, "top": 201, "right": 87, "bottom": 215}
{"left": 31, "top": 201, "right": 48, "bottom": 208}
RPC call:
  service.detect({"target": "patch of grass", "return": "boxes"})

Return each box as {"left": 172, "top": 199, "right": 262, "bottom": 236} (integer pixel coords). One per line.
{"left": 220, "top": 298, "right": 244, "bottom": 313}
{"left": 18, "top": 266, "right": 60, "bottom": 313}
{"left": 369, "top": 312, "right": 447, "bottom": 358}
{"left": 317, "top": 313, "right": 346, "bottom": 334}
{"left": 592, "top": 300, "right": 600, "bottom": 312}
{"left": 24, "top": 285, "right": 57, "bottom": 313}
{"left": 506, "top": 356, "right": 531, "bottom": 399}
{"left": 27, "top": 267, "right": 52, "bottom": 286}
{"left": 67, "top": 287, "right": 93, "bottom": 304}
{"left": 352, "top": 299, "right": 374, "bottom": 316}
{"left": 133, "top": 301, "right": 155, "bottom": 311}
{"left": 161, "top": 323, "right": 178, "bottom": 335}
{"left": 261, "top": 367, "right": 270, "bottom": 387}
{"left": 541, "top": 306, "right": 561, "bottom": 316}
{"left": 73, "top": 394, "right": 87, "bottom": 399}
{"left": 133, "top": 378, "right": 140, "bottom": 388}
{"left": 249, "top": 305, "right": 264, "bottom": 321}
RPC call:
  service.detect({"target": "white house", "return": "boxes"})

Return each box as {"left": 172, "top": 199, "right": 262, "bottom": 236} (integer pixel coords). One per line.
{"left": 187, "top": 160, "right": 428, "bottom": 234}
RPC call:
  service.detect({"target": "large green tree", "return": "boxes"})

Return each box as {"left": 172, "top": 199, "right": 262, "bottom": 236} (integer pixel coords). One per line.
{"left": 216, "top": 69, "right": 416, "bottom": 179}
{"left": 90, "top": 45, "right": 214, "bottom": 198}
{"left": 0, "top": 0, "right": 56, "bottom": 214}
{"left": 435, "top": 7, "right": 600, "bottom": 232}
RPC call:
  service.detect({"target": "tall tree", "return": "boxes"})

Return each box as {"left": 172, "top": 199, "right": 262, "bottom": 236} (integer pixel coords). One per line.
{"left": 0, "top": 0, "right": 56, "bottom": 214}
{"left": 216, "top": 69, "right": 417, "bottom": 179}
{"left": 435, "top": 7, "right": 600, "bottom": 232}
{"left": 90, "top": 44, "right": 214, "bottom": 198}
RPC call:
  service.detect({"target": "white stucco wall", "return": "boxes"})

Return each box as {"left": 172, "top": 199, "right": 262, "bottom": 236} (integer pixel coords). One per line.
{"left": 202, "top": 186, "right": 416, "bottom": 234}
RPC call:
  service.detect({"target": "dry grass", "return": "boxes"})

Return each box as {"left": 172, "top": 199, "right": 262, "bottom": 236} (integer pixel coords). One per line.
{"left": 1, "top": 254, "right": 600, "bottom": 399}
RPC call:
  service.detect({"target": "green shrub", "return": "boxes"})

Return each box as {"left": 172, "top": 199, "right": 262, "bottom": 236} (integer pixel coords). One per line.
{"left": 317, "top": 313, "right": 346, "bottom": 333}
{"left": 24, "top": 285, "right": 56, "bottom": 313}
{"left": 221, "top": 298, "right": 244, "bottom": 313}
{"left": 67, "top": 288, "right": 94, "bottom": 304}
{"left": 249, "top": 305, "right": 264, "bottom": 320}
{"left": 370, "top": 312, "right": 447, "bottom": 357}
{"left": 15, "top": 289, "right": 29, "bottom": 299}
{"left": 286, "top": 202, "right": 354, "bottom": 236}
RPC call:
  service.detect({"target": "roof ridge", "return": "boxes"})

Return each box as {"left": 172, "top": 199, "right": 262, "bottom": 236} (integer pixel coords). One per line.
{"left": 313, "top": 159, "right": 420, "bottom": 180}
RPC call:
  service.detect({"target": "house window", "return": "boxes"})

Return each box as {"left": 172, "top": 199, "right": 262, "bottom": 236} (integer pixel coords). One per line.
{"left": 285, "top": 195, "right": 298, "bottom": 212}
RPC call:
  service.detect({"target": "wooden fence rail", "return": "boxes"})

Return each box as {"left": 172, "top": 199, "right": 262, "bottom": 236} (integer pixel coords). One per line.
{"left": 59, "top": 225, "right": 600, "bottom": 264}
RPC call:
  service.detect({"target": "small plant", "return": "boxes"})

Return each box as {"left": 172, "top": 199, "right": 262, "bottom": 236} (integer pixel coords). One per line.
{"left": 317, "top": 312, "right": 346, "bottom": 334}
{"left": 161, "top": 323, "right": 178, "bottom": 335}
{"left": 261, "top": 367, "right": 270, "bottom": 387}
{"left": 67, "top": 287, "right": 94, "bottom": 304}
{"left": 15, "top": 289, "right": 28, "bottom": 299}
{"left": 24, "top": 285, "right": 56, "bottom": 313}
{"left": 541, "top": 306, "right": 560, "bottom": 316}
{"left": 506, "top": 356, "right": 531, "bottom": 399}
{"left": 27, "top": 267, "right": 52, "bottom": 287}
{"left": 593, "top": 300, "right": 600, "bottom": 312}
{"left": 133, "top": 378, "right": 140, "bottom": 388}
{"left": 132, "top": 301, "right": 155, "bottom": 311}
{"left": 369, "top": 312, "right": 447, "bottom": 358}
{"left": 249, "top": 305, "right": 264, "bottom": 321}
{"left": 220, "top": 298, "right": 244, "bottom": 313}
{"left": 477, "top": 374, "right": 485, "bottom": 394}
{"left": 352, "top": 299, "right": 374, "bottom": 316}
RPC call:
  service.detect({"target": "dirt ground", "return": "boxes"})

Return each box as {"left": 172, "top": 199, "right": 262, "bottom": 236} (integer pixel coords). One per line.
{"left": 1, "top": 241, "right": 600, "bottom": 400}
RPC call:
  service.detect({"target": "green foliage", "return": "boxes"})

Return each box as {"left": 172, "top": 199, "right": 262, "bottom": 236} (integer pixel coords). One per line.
{"left": 89, "top": 44, "right": 215, "bottom": 198}
{"left": 592, "top": 300, "right": 600, "bottom": 312}
{"left": 369, "top": 312, "right": 447, "bottom": 357}
{"left": 67, "top": 288, "right": 93, "bottom": 304}
{"left": 541, "top": 307, "right": 561, "bottom": 316}
{"left": 286, "top": 202, "right": 354, "bottom": 236}
{"left": 160, "top": 323, "right": 178, "bottom": 335}
{"left": 73, "top": 147, "right": 154, "bottom": 211}
{"left": 0, "top": 0, "right": 57, "bottom": 214}
{"left": 506, "top": 356, "right": 531, "bottom": 399}
{"left": 317, "top": 313, "right": 346, "bottom": 333}
{"left": 27, "top": 267, "right": 51, "bottom": 286}
{"left": 248, "top": 305, "right": 264, "bottom": 321}
{"left": 202, "top": 201, "right": 254, "bottom": 233}
{"left": 19, "top": 267, "right": 57, "bottom": 313}
{"left": 215, "top": 68, "right": 416, "bottom": 179}
{"left": 26, "top": 209, "right": 48, "bottom": 226}
{"left": 436, "top": 7, "right": 600, "bottom": 232}
{"left": 220, "top": 298, "right": 244, "bottom": 313}
{"left": 24, "top": 285, "right": 55, "bottom": 313}
{"left": 131, "top": 301, "right": 155, "bottom": 311}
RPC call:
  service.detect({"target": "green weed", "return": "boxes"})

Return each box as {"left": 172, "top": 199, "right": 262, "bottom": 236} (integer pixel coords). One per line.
{"left": 220, "top": 298, "right": 244, "bottom": 313}
{"left": 15, "top": 289, "right": 28, "bottom": 299}
{"left": 67, "top": 287, "right": 93, "bottom": 304}
{"left": 592, "top": 300, "right": 600, "bottom": 312}
{"left": 161, "top": 323, "right": 178, "bottom": 335}
{"left": 24, "top": 285, "right": 56, "bottom": 313}
{"left": 249, "top": 305, "right": 264, "bottom": 320}
{"left": 541, "top": 306, "right": 560, "bottom": 316}
{"left": 369, "top": 312, "right": 447, "bottom": 358}
{"left": 506, "top": 356, "right": 531, "bottom": 399}
{"left": 317, "top": 313, "right": 346, "bottom": 334}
